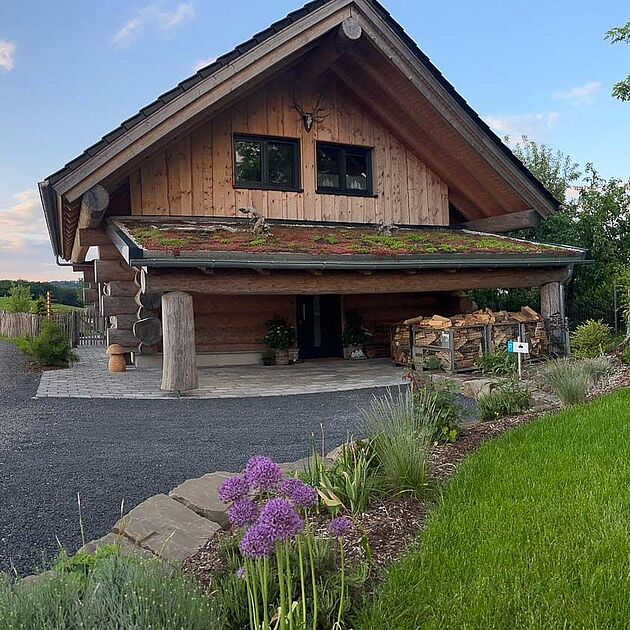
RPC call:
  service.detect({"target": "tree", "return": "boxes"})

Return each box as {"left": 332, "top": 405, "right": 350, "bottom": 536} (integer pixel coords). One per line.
{"left": 6, "top": 284, "right": 33, "bottom": 313}
{"left": 606, "top": 22, "right": 630, "bottom": 101}
{"left": 509, "top": 135, "right": 581, "bottom": 203}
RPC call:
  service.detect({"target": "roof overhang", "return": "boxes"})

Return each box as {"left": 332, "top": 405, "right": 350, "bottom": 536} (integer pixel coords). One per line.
{"left": 106, "top": 217, "right": 589, "bottom": 272}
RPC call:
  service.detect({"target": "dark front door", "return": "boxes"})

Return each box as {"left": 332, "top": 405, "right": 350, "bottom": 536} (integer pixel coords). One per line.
{"left": 296, "top": 295, "right": 343, "bottom": 359}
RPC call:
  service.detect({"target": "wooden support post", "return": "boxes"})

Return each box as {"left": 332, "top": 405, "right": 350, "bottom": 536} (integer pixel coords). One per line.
{"left": 161, "top": 292, "right": 198, "bottom": 392}
{"left": 540, "top": 281, "right": 566, "bottom": 352}
{"left": 71, "top": 185, "right": 110, "bottom": 263}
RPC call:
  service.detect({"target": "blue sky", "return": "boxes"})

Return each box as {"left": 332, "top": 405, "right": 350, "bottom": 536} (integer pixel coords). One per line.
{"left": 0, "top": 0, "right": 628, "bottom": 280}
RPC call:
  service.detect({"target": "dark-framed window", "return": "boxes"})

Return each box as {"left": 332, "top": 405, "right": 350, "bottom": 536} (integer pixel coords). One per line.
{"left": 233, "top": 134, "right": 301, "bottom": 191}
{"left": 316, "top": 142, "right": 373, "bottom": 196}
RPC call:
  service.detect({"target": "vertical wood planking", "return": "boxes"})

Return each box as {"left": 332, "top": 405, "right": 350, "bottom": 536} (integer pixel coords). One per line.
{"left": 130, "top": 169, "right": 142, "bottom": 215}
{"left": 135, "top": 72, "right": 449, "bottom": 225}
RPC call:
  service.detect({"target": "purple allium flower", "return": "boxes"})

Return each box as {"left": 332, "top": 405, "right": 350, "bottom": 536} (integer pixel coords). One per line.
{"left": 218, "top": 475, "right": 249, "bottom": 504}
{"left": 258, "top": 498, "right": 304, "bottom": 542}
{"left": 228, "top": 499, "right": 259, "bottom": 528}
{"left": 328, "top": 516, "right": 353, "bottom": 538}
{"left": 235, "top": 566, "right": 246, "bottom": 580}
{"left": 240, "top": 523, "right": 276, "bottom": 559}
{"left": 279, "top": 478, "right": 318, "bottom": 509}
{"left": 244, "top": 456, "right": 283, "bottom": 494}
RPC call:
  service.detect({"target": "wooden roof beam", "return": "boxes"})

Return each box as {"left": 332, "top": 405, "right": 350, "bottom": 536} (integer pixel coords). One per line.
{"left": 461, "top": 209, "right": 541, "bottom": 233}
{"left": 70, "top": 185, "right": 110, "bottom": 263}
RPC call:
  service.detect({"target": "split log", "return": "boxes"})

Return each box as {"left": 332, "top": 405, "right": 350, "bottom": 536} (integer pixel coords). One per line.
{"left": 104, "top": 281, "right": 138, "bottom": 297}
{"left": 109, "top": 314, "right": 136, "bottom": 329}
{"left": 78, "top": 227, "right": 110, "bottom": 247}
{"left": 106, "top": 328, "right": 138, "bottom": 348}
{"left": 461, "top": 209, "right": 541, "bottom": 233}
{"left": 101, "top": 296, "right": 138, "bottom": 317}
{"left": 83, "top": 288, "right": 98, "bottom": 304}
{"left": 94, "top": 259, "right": 135, "bottom": 283}
{"left": 161, "top": 292, "right": 198, "bottom": 392}
{"left": 133, "top": 317, "right": 162, "bottom": 346}
{"left": 137, "top": 306, "right": 156, "bottom": 320}
{"left": 135, "top": 291, "right": 162, "bottom": 310}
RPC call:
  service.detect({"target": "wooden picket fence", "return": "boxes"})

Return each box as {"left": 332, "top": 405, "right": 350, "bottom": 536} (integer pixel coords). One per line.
{"left": 0, "top": 309, "right": 106, "bottom": 348}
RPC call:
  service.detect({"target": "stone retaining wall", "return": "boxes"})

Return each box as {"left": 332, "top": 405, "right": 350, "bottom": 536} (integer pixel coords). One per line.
{"left": 77, "top": 453, "right": 336, "bottom": 564}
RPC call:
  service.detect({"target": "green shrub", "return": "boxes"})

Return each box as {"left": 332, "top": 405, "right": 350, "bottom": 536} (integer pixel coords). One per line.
{"left": 21, "top": 322, "right": 77, "bottom": 367}
{"left": 416, "top": 379, "right": 465, "bottom": 444}
{"left": 52, "top": 545, "right": 120, "bottom": 586}
{"left": 264, "top": 316, "right": 296, "bottom": 350}
{"left": 363, "top": 389, "right": 435, "bottom": 497}
{"left": 422, "top": 355, "right": 442, "bottom": 371}
{"left": 475, "top": 349, "right": 517, "bottom": 376}
{"left": 538, "top": 357, "right": 611, "bottom": 406}
{"left": 621, "top": 345, "right": 630, "bottom": 365}
{"left": 0, "top": 551, "right": 221, "bottom": 629}
{"left": 570, "top": 320, "right": 614, "bottom": 358}
{"left": 477, "top": 380, "right": 531, "bottom": 421}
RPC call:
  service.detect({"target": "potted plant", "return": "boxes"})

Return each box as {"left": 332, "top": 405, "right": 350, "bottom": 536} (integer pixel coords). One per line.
{"left": 342, "top": 310, "right": 368, "bottom": 359}
{"left": 264, "top": 316, "right": 296, "bottom": 366}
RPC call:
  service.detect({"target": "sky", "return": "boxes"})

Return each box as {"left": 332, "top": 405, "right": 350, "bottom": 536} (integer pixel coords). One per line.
{"left": 0, "top": 0, "right": 628, "bottom": 281}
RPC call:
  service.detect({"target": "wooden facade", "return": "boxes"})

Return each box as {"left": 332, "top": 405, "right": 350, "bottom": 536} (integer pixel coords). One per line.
{"left": 130, "top": 74, "right": 449, "bottom": 226}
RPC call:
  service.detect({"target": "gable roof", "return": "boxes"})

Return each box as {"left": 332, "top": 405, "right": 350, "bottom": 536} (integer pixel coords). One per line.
{"left": 40, "top": 0, "right": 560, "bottom": 260}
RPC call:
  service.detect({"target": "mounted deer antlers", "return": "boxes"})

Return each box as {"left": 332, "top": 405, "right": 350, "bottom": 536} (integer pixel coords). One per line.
{"left": 291, "top": 92, "right": 329, "bottom": 133}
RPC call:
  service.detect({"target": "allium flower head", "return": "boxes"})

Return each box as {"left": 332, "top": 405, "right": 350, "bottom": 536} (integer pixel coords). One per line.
{"left": 258, "top": 498, "right": 304, "bottom": 542}
{"left": 228, "top": 499, "right": 259, "bottom": 528}
{"left": 240, "top": 522, "right": 276, "bottom": 558}
{"left": 328, "top": 516, "right": 353, "bottom": 538}
{"left": 245, "top": 456, "right": 283, "bottom": 494}
{"left": 280, "top": 478, "right": 318, "bottom": 509}
{"left": 218, "top": 475, "right": 249, "bottom": 503}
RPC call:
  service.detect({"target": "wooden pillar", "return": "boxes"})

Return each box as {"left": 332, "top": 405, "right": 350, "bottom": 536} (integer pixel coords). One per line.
{"left": 541, "top": 281, "right": 566, "bottom": 353}
{"left": 161, "top": 292, "right": 197, "bottom": 392}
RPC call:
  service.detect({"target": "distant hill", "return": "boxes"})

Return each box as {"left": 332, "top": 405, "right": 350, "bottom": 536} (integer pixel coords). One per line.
{"left": 0, "top": 280, "right": 84, "bottom": 307}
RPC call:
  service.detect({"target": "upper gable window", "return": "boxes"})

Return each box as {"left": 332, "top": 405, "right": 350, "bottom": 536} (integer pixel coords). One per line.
{"left": 234, "top": 135, "right": 300, "bottom": 191}
{"left": 316, "top": 142, "right": 373, "bottom": 196}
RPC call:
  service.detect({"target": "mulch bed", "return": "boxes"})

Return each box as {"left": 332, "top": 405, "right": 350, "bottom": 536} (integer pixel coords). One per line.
{"left": 184, "top": 361, "right": 630, "bottom": 590}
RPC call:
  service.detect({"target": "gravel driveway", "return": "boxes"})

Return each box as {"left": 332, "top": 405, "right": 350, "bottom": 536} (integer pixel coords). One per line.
{"left": 0, "top": 342, "right": 391, "bottom": 575}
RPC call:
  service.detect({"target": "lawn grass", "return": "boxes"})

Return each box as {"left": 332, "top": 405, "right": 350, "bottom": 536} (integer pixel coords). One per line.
{"left": 356, "top": 389, "right": 630, "bottom": 630}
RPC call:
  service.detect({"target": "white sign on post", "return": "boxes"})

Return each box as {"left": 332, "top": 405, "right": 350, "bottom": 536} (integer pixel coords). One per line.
{"left": 508, "top": 340, "right": 530, "bottom": 354}
{"left": 508, "top": 338, "right": 529, "bottom": 379}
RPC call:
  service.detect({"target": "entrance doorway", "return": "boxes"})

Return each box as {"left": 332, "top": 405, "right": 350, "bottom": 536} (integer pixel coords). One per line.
{"left": 296, "top": 295, "right": 343, "bottom": 359}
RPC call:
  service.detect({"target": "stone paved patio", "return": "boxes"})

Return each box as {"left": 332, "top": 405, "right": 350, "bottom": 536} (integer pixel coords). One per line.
{"left": 36, "top": 347, "right": 407, "bottom": 399}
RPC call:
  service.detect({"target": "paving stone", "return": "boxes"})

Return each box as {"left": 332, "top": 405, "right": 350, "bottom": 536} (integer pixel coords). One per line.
{"left": 113, "top": 494, "right": 220, "bottom": 562}
{"left": 78, "top": 532, "right": 156, "bottom": 559}
{"left": 169, "top": 471, "right": 234, "bottom": 528}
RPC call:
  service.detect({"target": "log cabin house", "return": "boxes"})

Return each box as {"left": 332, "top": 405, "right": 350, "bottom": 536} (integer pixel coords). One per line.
{"left": 40, "top": 0, "right": 588, "bottom": 386}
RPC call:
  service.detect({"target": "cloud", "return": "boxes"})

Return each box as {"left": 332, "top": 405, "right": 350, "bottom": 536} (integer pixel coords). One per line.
{"left": 0, "top": 189, "right": 49, "bottom": 253}
{"left": 0, "top": 40, "right": 16, "bottom": 71}
{"left": 192, "top": 56, "right": 216, "bottom": 72}
{"left": 553, "top": 81, "right": 601, "bottom": 106}
{"left": 113, "top": 2, "right": 195, "bottom": 49}
{"left": 484, "top": 112, "right": 559, "bottom": 140}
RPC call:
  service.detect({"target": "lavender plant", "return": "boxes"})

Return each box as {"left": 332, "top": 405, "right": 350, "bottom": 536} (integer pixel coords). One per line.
{"left": 218, "top": 456, "right": 353, "bottom": 630}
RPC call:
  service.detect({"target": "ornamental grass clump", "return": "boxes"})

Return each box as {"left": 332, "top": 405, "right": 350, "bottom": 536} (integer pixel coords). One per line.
{"left": 538, "top": 357, "right": 611, "bottom": 406}
{"left": 218, "top": 455, "right": 354, "bottom": 630}
{"left": 362, "top": 389, "right": 436, "bottom": 497}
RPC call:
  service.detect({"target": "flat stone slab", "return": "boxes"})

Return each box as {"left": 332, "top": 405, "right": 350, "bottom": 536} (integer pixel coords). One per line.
{"left": 169, "top": 472, "right": 233, "bottom": 528}
{"left": 78, "top": 532, "right": 156, "bottom": 559}
{"left": 113, "top": 494, "right": 220, "bottom": 562}
{"left": 461, "top": 378, "right": 496, "bottom": 399}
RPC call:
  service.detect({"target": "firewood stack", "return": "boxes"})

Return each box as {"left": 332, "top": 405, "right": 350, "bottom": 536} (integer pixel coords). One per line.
{"left": 390, "top": 306, "right": 548, "bottom": 369}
